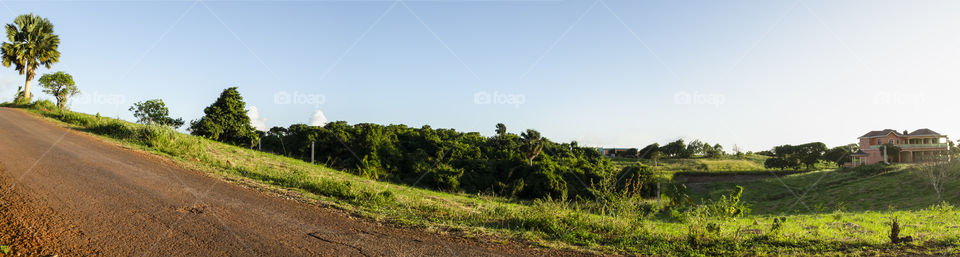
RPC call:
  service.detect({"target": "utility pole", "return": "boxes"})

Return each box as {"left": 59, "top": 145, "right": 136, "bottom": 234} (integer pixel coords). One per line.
{"left": 311, "top": 141, "right": 315, "bottom": 164}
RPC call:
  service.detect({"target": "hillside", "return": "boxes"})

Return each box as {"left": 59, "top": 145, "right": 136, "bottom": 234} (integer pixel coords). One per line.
{"left": 702, "top": 164, "right": 960, "bottom": 214}
{"left": 5, "top": 101, "right": 960, "bottom": 256}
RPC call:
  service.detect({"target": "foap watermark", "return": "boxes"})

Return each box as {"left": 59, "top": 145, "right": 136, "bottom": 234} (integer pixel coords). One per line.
{"left": 74, "top": 91, "right": 127, "bottom": 107}
{"left": 874, "top": 91, "right": 925, "bottom": 106}
{"left": 474, "top": 91, "right": 525, "bottom": 108}
{"left": 673, "top": 91, "right": 725, "bottom": 107}
{"left": 274, "top": 91, "right": 326, "bottom": 108}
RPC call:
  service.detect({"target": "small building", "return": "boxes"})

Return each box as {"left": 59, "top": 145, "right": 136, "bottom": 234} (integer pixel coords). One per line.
{"left": 597, "top": 147, "right": 635, "bottom": 157}
{"left": 847, "top": 128, "right": 950, "bottom": 166}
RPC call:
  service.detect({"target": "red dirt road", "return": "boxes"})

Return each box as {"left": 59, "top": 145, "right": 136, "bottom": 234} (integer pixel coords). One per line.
{"left": 0, "top": 108, "right": 589, "bottom": 256}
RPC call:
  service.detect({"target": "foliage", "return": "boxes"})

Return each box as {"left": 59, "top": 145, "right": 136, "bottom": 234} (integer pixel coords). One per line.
{"left": 881, "top": 143, "right": 902, "bottom": 163}
{"left": 614, "top": 164, "right": 656, "bottom": 197}
{"left": 258, "top": 122, "right": 613, "bottom": 200}
{"left": 37, "top": 71, "right": 77, "bottom": 109}
{"left": 188, "top": 87, "right": 259, "bottom": 148}
{"left": 1, "top": 13, "right": 61, "bottom": 100}
{"left": 662, "top": 139, "right": 690, "bottom": 158}
{"left": 520, "top": 129, "right": 544, "bottom": 166}
{"left": 129, "top": 99, "right": 184, "bottom": 128}
{"left": 15, "top": 103, "right": 960, "bottom": 256}
{"left": 823, "top": 144, "right": 857, "bottom": 167}
{"left": 763, "top": 142, "right": 828, "bottom": 170}
{"left": 638, "top": 143, "right": 659, "bottom": 159}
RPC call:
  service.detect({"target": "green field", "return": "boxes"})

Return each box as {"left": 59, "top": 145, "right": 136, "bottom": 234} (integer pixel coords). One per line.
{"left": 7, "top": 101, "right": 960, "bottom": 256}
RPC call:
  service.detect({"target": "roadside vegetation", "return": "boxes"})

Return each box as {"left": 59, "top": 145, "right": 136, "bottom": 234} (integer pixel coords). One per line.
{"left": 3, "top": 12, "right": 960, "bottom": 257}
{"left": 5, "top": 99, "right": 960, "bottom": 256}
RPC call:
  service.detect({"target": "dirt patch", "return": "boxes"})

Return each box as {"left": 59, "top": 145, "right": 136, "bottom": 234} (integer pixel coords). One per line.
{"left": 0, "top": 166, "right": 99, "bottom": 256}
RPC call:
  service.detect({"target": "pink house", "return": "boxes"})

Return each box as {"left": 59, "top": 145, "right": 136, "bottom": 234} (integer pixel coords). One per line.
{"left": 848, "top": 129, "right": 950, "bottom": 166}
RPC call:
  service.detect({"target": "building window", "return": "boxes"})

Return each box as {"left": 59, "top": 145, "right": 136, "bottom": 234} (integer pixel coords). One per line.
{"left": 889, "top": 139, "right": 894, "bottom": 144}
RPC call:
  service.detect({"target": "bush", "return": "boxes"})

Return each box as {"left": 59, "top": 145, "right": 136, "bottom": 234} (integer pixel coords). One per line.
{"left": 29, "top": 99, "right": 57, "bottom": 112}
{"left": 91, "top": 121, "right": 136, "bottom": 139}
{"left": 57, "top": 112, "right": 93, "bottom": 126}
{"left": 615, "top": 164, "right": 656, "bottom": 197}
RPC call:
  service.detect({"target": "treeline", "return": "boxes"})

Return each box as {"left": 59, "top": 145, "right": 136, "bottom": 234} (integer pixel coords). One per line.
{"left": 761, "top": 142, "right": 857, "bottom": 170}
{"left": 612, "top": 139, "right": 734, "bottom": 159}
{"left": 258, "top": 122, "right": 617, "bottom": 200}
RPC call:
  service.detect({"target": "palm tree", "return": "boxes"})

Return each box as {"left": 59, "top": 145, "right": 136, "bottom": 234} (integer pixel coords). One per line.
{"left": 521, "top": 129, "right": 544, "bottom": 166}
{"left": 2, "top": 14, "right": 61, "bottom": 101}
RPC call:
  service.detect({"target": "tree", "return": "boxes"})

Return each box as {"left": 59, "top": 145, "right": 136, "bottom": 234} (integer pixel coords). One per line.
{"left": 520, "top": 129, "right": 544, "bottom": 166}
{"left": 495, "top": 123, "right": 507, "bottom": 136}
{"left": 1, "top": 14, "right": 61, "bottom": 101}
{"left": 881, "top": 143, "right": 902, "bottom": 163}
{"left": 686, "top": 140, "right": 706, "bottom": 156}
{"left": 650, "top": 151, "right": 663, "bottom": 167}
{"left": 189, "top": 87, "right": 259, "bottom": 148}
{"left": 662, "top": 139, "right": 687, "bottom": 158}
{"left": 638, "top": 143, "right": 659, "bottom": 159}
{"left": 129, "top": 99, "right": 185, "bottom": 128}
{"left": 823, "top": 145, "right": 855, "bottom": 167}
{"left": 920, "top": 161, "right": 958, "bottom": 203}
{"left": 37, "top": 71, "right": 76, "bottom": 109}
{"left": 796, "top": 142, "right": 827, "bottom": 169}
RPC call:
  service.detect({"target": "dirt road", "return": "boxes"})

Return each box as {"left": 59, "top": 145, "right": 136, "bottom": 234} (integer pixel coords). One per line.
{"left": 0, "top": 108, "right": 588, "bottom": 256}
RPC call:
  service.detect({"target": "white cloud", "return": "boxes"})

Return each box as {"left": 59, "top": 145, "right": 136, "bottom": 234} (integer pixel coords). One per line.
{"left": 248, "top": 106, "right": 268, "bottom": 131}
{"left": 310, "top": 110, "right": 327, "bottom": 127}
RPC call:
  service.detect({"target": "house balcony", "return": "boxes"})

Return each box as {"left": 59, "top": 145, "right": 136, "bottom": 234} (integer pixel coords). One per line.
{"left": 868, "top": 143, "right": 948, "bottom": 150}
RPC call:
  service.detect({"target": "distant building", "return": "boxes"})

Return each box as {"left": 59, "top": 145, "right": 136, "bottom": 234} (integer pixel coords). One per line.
{"left": 598, "top": 147, "right": 635, "bottom": 157}
{"left": 847, "top": 129, "right": 950, "bottom": 166}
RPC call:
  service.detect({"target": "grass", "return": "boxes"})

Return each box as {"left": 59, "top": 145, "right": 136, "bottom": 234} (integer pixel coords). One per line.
{"left": 612, "top": 156, "right": 773, "bottom": 180}
{"left": 701, "top": 164, "right": 954, "bottom": 215}
{"left": 6, "top": 101, "right": 960, "bottom": 256}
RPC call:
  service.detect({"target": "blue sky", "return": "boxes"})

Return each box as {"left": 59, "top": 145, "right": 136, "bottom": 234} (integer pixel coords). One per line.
{"left": 1, "top": 0, "right": 958, "bottom": 152}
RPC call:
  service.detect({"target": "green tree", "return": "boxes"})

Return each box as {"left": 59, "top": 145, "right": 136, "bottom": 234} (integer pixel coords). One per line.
{"left": 797, "top": 142, "right": 827, "bottom": 169}
{"left": 650, "top": 151, "right": 663, "bottom": 166}
{"left": 189, "top": 87, "right": 259, "bottom": 148}
{"left": 520, "top": 129, "right": 544, "bottom": 166}
{"left": 823, "top": 146, "right": 852, "bottom": 167}
{"left": 662, "top": 139, "right": 687, "bottom": 158}
{"left": 881, "top": 143, "right": 902, "bottom": 163}
{"left": 637, "top": 143, "right": 659, "bottom": 159}
{"left": 495, "top": 123, "right": 507, "bottom": 136}
{"left": 129, "top": 99, "right": 185, "bottom": 128}
{"left": 1, "top": 14, "right": 60, "bottom": 101}
{"left": 37, "top": 71, "right": 76, "bottom": 109}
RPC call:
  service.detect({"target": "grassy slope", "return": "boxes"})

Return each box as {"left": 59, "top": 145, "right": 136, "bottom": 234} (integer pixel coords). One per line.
{"left": 703, "top": 165, "right": 960, "bottom": 214}
{"left": 8, "top": 103, "right": 960, "bottom": 256}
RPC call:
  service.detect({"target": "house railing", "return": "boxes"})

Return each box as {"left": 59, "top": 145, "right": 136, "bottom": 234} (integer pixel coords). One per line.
{"left": 869, "top": 143, "right": 948, "bottom": 149}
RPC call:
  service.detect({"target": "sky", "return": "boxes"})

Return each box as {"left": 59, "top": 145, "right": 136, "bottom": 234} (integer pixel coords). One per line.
{"left": 0, "top": 0, "right": 958, "bottom": 152}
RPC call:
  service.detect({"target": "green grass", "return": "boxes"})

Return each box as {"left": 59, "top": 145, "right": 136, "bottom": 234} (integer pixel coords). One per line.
{"left": 701, "top": 164, "right": 954, "bottom": 215}
{"left": 612, "top": 156, "right": 772, "bottom": 180}
{"left": 7, "top": 101, "right": 960, "bottom": 256}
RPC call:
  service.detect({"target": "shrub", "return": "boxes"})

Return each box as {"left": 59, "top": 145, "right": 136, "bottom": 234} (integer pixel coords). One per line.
{"left": 57, "top": 112, "right": 92, "bottom": 126}
{"left": 426, "top": 164, "right": 464, "bottom": 191}
{"left": 615, "top": 164, "right": 656, "bottom": 197}
{"left": 91, "top": 121, "right": 135, "bottom": 139}
{"left": 29, "top": 99, "right": 57, "bottom": 112}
